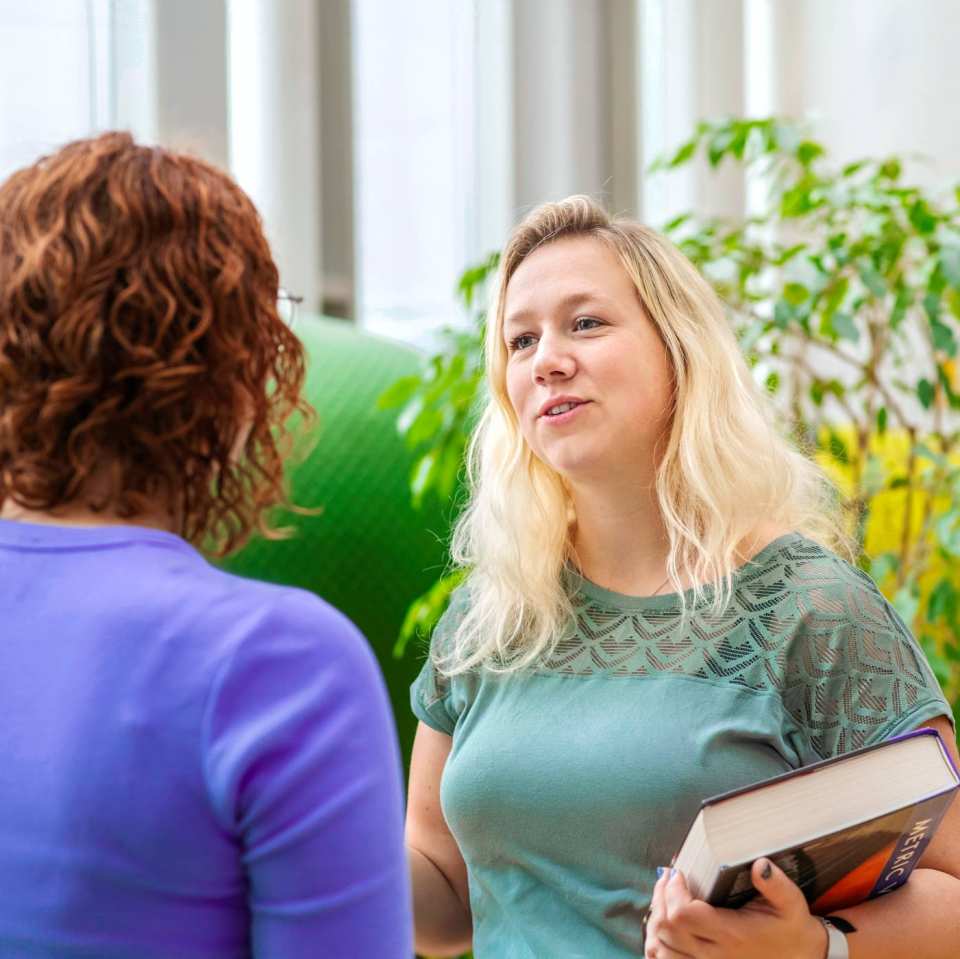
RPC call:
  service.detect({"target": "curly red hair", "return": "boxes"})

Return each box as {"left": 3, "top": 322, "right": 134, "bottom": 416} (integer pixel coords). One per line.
{"left": 0, "top": 131, "right": 309, "bottom": 554}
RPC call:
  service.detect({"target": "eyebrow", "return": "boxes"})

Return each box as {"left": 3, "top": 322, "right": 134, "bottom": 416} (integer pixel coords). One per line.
{"left": 503, "top": 291, "right": 612, "bottom": 330}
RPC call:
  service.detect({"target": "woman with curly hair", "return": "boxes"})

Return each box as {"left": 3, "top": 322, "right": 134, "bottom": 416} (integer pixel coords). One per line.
{"left": 0, "top": 133, "right": 411, "bottom": 957}
{"left": 406, "top": 196, "right": 960, "bottom": 958}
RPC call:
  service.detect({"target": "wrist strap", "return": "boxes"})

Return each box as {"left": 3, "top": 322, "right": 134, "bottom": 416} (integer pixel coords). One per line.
{"left": 820, "top": 917, "right": 850, "bottom": 959}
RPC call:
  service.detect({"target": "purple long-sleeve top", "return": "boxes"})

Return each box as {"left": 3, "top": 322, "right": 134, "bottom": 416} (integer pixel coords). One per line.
{"left": 0, "top": 519, "right": 413, "bottom": 958}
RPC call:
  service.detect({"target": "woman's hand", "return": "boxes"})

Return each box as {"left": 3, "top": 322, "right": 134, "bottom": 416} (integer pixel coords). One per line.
{"left": 643, "top": 859, "right": 828, "bottom": 959}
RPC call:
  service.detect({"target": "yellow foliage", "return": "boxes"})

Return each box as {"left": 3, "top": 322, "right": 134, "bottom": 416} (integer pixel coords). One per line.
{"left": 815, "top": 426, "right": 959, "bottom": 698}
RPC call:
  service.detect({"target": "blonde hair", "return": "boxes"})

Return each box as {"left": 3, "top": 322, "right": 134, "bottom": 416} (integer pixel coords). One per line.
{"left": 437, "top": 196, "right": 848, "bottom": 676}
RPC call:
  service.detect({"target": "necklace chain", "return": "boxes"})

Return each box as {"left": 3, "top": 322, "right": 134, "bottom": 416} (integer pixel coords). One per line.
{"left": 650, "top": 573, "right": 671, "bottom": 596}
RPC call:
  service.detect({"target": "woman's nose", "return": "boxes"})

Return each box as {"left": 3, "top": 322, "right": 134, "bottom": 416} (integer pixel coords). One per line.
{"left": 532, "top": 334, "right": 575, "bottom": 383}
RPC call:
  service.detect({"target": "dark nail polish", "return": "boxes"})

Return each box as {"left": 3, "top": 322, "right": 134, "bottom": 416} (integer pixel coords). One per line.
{"left": 761, "top": 860, "right": 772, "bottom": 880}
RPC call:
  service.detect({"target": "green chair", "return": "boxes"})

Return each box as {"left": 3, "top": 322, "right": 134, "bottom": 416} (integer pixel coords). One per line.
{"left": 220, "top": 315, "right": 449, "bottom": 770}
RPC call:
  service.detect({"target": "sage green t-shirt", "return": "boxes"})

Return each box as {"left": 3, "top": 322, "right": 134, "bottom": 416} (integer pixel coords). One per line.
{"left": 409, "top": 533, "right": 954, "bottom": 959}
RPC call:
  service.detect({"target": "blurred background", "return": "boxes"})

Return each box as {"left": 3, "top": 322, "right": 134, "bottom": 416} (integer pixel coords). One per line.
{"left": 6, "top": 0, "right": 960, "bottom": 344}
{"left": 3, "top": 0, "right": 960, "bottom": 769}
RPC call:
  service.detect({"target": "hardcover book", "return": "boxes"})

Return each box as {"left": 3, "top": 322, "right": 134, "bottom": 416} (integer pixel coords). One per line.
{"left": 673, "top": 728, "right": 960, "bottom": 912}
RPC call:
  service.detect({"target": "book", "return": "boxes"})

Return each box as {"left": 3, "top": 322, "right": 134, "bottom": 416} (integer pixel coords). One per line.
{"left": 672, "top": 728, "right": 960, "bottom": 912}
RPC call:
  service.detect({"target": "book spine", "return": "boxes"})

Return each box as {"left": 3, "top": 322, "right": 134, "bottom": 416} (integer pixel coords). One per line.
{"left": 870, "top": 790, "right": 957, "bottom": 898}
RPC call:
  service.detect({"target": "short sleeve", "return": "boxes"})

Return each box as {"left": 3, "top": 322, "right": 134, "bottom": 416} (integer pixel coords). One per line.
{"left": 409, "top": 586, "right": 470, "bottom": 736}
{"left": 202, "top": 589, "right": 413, "bottom": 958}
{"left": 783, "top": 565, "right": 955, "bottom": 763}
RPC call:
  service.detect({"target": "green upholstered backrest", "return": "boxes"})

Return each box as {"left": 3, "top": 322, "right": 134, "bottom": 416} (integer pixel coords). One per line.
{"left": 219, "top": 315, "right": 450, "bottom": 769}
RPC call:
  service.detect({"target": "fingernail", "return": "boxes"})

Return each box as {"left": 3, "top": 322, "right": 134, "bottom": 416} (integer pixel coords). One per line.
{"left": 656, "top": 867, "right": 666, "bottom": 879}
{"left": 670, "top": 868, "right": 679, "bottom": 878}
{"left": 760, "top": 859, "right": 772, "bottom": 880}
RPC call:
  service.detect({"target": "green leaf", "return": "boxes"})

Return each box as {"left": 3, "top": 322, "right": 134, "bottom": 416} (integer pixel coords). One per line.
{"left": 405, "top": 405, "right": 444, "bottom": 446}
{"left": 783, "top": 282, "right": 809, "bottom": 306}
{"left": 773, "top": 300, "right": 793, "bottom": 329}
{"left": 771, "top": 120, "right": 801, "bottom": 153}
{"left": 394, "top": 569, "right": 467, "bottom": 658}
{"left": 796, "top": 140, "right": 825, "bottom": 166}
{"left": 931, "top": 319, "right": 958, "bottom": 356}
{"left": 434, "top": 437, "right": 464, "bottom": 500}
{"left": 730, "top": 123, "right": 750, "bottom": 159}
{"left": 822, "top": 276, "right": 849, "bottom": 322}
{"left": 773, "top": 243, "right": 807, "bottom": 265}
{"left": 832, "top": 312, "right": 859, "bottom": 342}
{"left": 947, "top": 288, "right": 960, "bottom": 320}
{"left": 909, "top": 199, "right": 938, "bottom": 234}
{"left": 940, "top": 247, "right": 960, "bottom": 288}
{"left": 924, "top": 292, "right": 941, "bottom": 324}
{"left": 892, "top": 586, "right": 920, "bottom": 627}
{"left": 876, "top": 406, "right": 888, "bottom": 435}
{"left": 868, "top": 552, "right": 897, "bottom": 582}
{"left": 879, "top": 158, "right": 902, "bottom": 180}
{"left": 396, "top": 395, "right": 425, "bottom": 435}
{"left": 765, "top": 371, "right": 780, "bottom": 394}
{"left": 929, "top": 261, "right": 948, "bottom": 296}
{"left": 664, "top": 213, "right": 692, "bottom": 233}
{"left": 827, "top": 431, "right": 849, "bottom": 464}
{"left": 876, "top": 238, "right": 905, "bottom": 275}
{"left": 377, "top": 374, "right": 422, "bottom": 411}
{"left": 862, "top": 453, "right": 885, "bottom": 496}
{"left": 917, "top": 378, "right": 936, "bottom": 409}
{"left": 937, "top": 363, "right": 960, "bottom": 409}
{"left": 919, "top": 634, "right": 952, "bottom": 688}
{"left": 935, "top": 511, "right": 960, "bottom": 557}
{"left": 456, "top": 252, "right": 500, "bottom": 308}
{"left": 928, "top": 578, "right": 959, "bottom": 625}
{"left": 890, "top": 287, "right": 911, "bottom": 329}
{"left": 409, "top": 450, "right": 437, "bottom": 507}
{"left": 781, "top": 180, "right": 818, "bottom": 218}
{"left": 859, "top": 266, "right": 886, "bottom": 298}
{"left": 707, "top": 127, "right": 735, "bottom": 167}
{"left": 916, "top": 441, "right": 946, "bottom": 466}
{"left": 668, "top": 138, "right": 697, "bottom": 168}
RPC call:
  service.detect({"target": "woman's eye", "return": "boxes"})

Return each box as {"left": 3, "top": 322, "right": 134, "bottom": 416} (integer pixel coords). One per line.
{"left": 574, "top": 316, "right": 602, "bottom": 331}
{"left": 509, "top": 333, "right": 536, "bottom": 352}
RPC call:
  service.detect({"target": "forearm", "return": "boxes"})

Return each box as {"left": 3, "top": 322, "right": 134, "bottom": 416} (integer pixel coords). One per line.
{"left": 828, "top": 868, "right": 960, "bottom": 959}
{"left": 408, "top": 846, "right": 473, "bottom": 957}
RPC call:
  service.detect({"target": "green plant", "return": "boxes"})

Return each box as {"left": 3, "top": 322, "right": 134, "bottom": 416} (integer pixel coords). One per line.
{"left": 380, "top": 118, "right": 960, "bottom": 725}
{"left": 377, "top": 252, "right": 497, "bottom": 659}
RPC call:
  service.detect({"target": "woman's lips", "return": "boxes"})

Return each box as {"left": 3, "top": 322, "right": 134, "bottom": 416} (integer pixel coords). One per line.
{"left": 539, "top": 400, "right": 591, "bottom": 426}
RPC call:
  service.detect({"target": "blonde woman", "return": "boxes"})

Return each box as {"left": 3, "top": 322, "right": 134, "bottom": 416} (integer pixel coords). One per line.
{"left": 405, "top": 197, "right": 960, "bottom": 959}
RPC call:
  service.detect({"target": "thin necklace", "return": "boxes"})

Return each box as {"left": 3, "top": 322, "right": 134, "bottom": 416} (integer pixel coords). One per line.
{"left": 650, "top": 573, "right": 671, "bottom": 596}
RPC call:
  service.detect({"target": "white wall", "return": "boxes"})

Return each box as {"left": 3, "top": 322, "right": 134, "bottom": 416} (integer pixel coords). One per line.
{"left": 5, "top": 0, "right": 960, "bottom": 343}
{"left": 351, "top": 0, "right": 470, "bottom": 344}
{"left": 227, "top": 0, "right": 322, "bottom": 310}
{"left": 771, "top": 0, "right": 960, "bottom": 188}
{"left": 0, "top": 0, "right": 109, "bottom": 181}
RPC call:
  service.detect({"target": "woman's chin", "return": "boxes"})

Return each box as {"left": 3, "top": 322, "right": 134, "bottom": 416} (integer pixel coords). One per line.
{"left": 541, "top": 451, "right": 609, "bottom": 484}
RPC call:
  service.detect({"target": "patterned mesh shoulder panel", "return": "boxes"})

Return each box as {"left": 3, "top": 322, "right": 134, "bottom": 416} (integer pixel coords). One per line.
{"left": 541, "top": 535, "right": 944, "bottom": 759}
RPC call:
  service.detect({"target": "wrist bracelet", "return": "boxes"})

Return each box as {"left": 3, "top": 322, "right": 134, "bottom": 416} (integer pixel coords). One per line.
{"left": 819, "top": 916, "right": 849, "bottom": 959}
